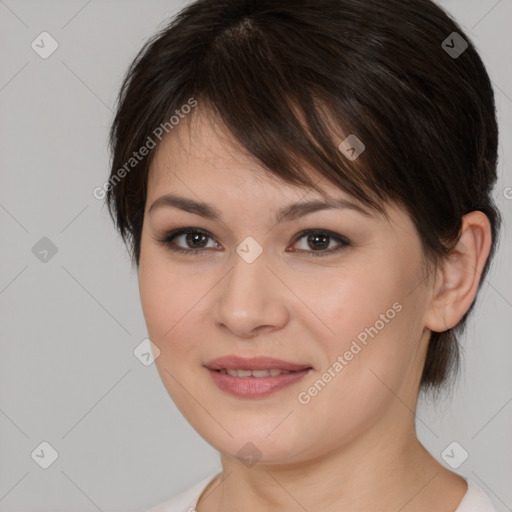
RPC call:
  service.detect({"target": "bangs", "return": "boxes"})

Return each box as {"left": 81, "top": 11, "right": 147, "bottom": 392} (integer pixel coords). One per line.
{"left": 164, "top": 16, "right": 392, "bottom": 218}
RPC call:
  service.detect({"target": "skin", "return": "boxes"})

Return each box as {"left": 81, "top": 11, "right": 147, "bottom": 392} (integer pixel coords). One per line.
{"left": 137, "top": 109, "right": 492, "bottom": 512}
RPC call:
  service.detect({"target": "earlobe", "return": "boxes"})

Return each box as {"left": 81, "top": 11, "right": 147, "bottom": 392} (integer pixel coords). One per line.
{"left": 424, "top": 211, "right": 492, "bottom": 333}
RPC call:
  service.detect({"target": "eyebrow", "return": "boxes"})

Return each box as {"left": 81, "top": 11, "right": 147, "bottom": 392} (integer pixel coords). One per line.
{"left": 148, "top": 193, "right": 373, "bottom": 223}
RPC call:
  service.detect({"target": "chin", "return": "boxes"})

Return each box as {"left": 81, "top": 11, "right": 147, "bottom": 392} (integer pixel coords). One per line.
{"left": 194, "top": 418, "right": 309, "bottom": 465}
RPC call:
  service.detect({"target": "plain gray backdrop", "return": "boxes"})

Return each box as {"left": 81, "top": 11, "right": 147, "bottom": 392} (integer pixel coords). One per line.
{"left": 0, "top": 0, "right": 511, "bottom": 511}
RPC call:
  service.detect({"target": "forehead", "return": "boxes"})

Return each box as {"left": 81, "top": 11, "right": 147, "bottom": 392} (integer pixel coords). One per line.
{"left": 148, "top": 108, "right": 282, "bottom": 187}
{"left": 145, "top": 108, "right": 406, "bottom": 231}
{"left": 147, "top": 108, "right": 360, "bottom": 210}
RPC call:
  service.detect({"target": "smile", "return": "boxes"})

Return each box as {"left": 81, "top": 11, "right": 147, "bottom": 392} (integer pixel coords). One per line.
{"left": 217, "top": 368, "right": 292, "bottom": 377}
{"left": 206, "top": 366, "right": 312, "bottom": 398}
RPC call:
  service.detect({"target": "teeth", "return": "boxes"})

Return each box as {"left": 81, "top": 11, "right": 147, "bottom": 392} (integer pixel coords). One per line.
{"left": 252, "top": 370, "right": 272, "bottom": 377}
{"left": 221, "top": 368, "right": 291, "bottom": 377}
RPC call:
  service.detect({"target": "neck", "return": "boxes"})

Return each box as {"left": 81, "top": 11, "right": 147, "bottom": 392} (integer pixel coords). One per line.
{"left": 197, "top": 410, "right": 467, "bottom": 512}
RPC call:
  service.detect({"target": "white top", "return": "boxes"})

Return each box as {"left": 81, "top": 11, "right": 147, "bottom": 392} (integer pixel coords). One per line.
{"left": 144, "top": 470, "right": 498, "bottom": 512}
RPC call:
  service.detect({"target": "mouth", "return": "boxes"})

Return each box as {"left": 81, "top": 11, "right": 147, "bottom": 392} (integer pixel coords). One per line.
{"left": 214, "top": 368, "right": 299, "bottom": 377}
{"left": 205, "top": 355, "right": 312, "bottom": 372}
{"left": 204, "top": 355, "right": 313, "bottom": 398}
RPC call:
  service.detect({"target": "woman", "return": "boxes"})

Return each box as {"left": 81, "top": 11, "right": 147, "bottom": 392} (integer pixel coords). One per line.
{"left": 105, "top": 0, "right": 502, "bottom": 510}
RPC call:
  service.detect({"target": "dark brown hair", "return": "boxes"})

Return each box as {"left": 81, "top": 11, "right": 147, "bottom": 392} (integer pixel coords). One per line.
{"left": 105, "top": 0, "right": 501, "bottom": 392}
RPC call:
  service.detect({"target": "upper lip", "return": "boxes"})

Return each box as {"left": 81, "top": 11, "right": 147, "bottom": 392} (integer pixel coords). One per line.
{"left": 205, "top": 355, "right": 312, "bottom": 372}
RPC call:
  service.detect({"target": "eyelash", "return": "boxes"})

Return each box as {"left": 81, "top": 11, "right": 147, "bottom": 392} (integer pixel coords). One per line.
{"left": 155, "top": 228, "right": 351, "bottom": 258}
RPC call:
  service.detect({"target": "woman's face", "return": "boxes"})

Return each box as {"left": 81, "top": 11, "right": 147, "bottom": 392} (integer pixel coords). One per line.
{"left": 138, "top": 112, "right": 434, "bottom": 465}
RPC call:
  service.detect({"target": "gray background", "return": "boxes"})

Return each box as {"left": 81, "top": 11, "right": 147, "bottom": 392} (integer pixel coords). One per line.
{"left": 0, "top": 1, "right": 511, "bottom": 511}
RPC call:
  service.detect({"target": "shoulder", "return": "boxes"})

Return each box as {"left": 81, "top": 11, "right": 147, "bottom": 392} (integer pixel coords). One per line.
{"left": 143, "top": 470, "right": 222, "bottom": 512}
{"left": 455, "top": 479, "right": 498, "bottom": 512}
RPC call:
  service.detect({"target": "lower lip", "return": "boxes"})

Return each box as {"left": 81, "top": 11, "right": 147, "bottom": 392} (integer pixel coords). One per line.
{"left": 206, "top": 368, "right": 312, "bottom": 398}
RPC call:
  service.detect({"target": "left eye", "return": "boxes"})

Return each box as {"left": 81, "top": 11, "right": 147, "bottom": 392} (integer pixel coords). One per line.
{"left": 289, "top": 229, "right": 350, "bottom": 257}
{"left": 156, "top": 228, "right": 350, "bottom": 257}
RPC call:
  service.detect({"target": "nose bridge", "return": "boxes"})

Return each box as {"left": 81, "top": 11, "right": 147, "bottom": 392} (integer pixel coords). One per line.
{"left": 227, "top": 235, "right": 268, "bottom": 294}
{"left": 223, "top": 242, "right": 270, "bottom": 309}
{"left": 214, "top": 240, "right": 288, "bottom": 336}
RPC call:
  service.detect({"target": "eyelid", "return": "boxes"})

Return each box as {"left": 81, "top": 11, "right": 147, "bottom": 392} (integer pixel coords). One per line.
{"left": 292, "top": 228, "right": 350, "bottom": 245}
{"left": 155, "top": 227, "right": 219, "bottom": 252}
{"left": 156, "top": 227, "right": 351, "bottom": 257}
{"left": 288, "top": 229, "right": 350, "bottom": 257}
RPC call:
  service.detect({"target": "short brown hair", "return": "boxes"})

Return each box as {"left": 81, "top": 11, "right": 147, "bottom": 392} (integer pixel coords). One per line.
{"left": 106, "top": 0, "right": 502, "bottom": 392}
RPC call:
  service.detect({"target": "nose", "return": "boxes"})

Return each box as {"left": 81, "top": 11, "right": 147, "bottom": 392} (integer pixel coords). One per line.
{"left": 213, "top": 250, "right": 289, "bottom": 339}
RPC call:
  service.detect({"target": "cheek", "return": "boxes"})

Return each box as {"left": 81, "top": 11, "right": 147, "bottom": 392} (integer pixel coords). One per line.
{"left": 138, "top": 256, "right": 204, "bottom": 413}
{"left": 138, "top": 254, "right": 189, "bottom": 361}
{"left": 299, "top": 262, "right": 402, "bottom": 347}
{"left": 138, "top": 251, "right": 220, "bottom": 370}
{"left": 299, "top": 257, "right": 423, "bottom": 394}
{"left": 138, "top": 245, "right": 194, "bottom": 336}
{"left": 138, "top": 260, "right": 171, "bottom": 339}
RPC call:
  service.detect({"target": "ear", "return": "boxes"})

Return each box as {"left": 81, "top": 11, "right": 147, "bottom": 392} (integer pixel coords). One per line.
{"left": 424, "top": 211, "right": 492, "bottom": 333}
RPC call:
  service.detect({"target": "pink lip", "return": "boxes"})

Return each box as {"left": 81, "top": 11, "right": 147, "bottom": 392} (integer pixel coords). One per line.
{"left": 204, "top": 356, "right": 313, "bottom": 398}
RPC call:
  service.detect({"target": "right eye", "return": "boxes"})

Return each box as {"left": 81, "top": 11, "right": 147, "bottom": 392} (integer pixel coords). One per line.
{"left": 155, "top": 228, "right": 221, "bottom": 254}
